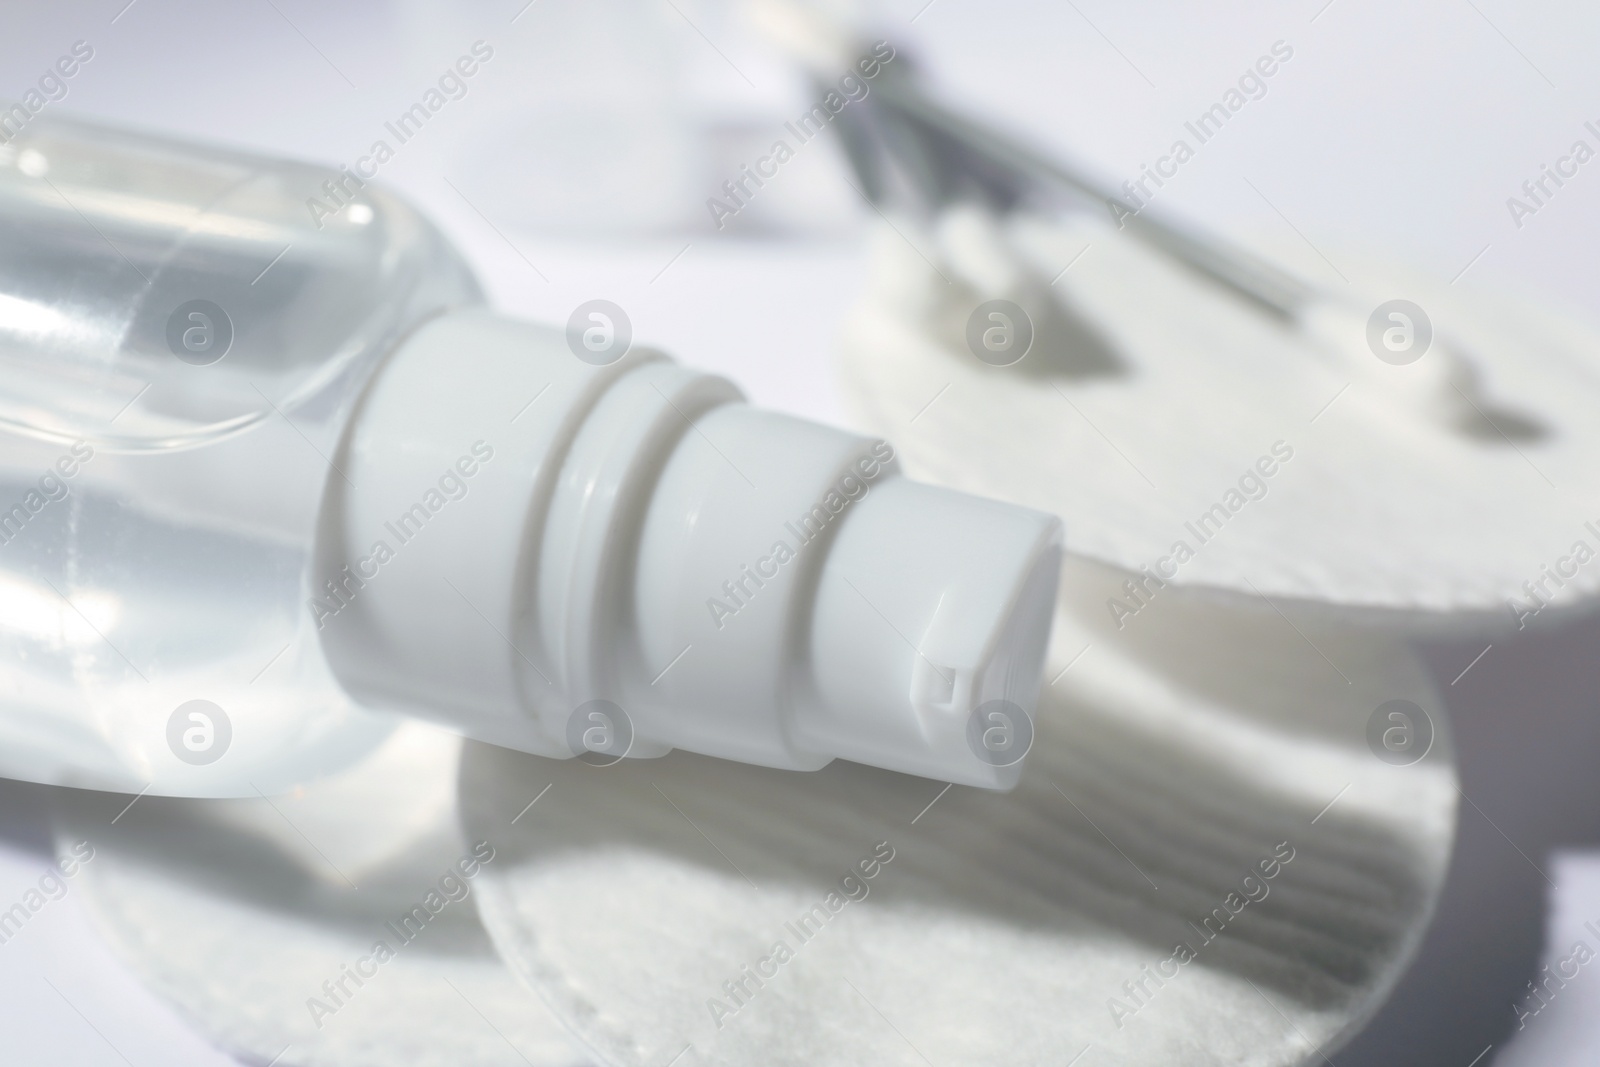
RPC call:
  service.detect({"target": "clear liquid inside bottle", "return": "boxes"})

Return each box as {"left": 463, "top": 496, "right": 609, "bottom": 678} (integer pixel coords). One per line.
{"left": 0, "top": 117, "right": 482, "bottom": 794}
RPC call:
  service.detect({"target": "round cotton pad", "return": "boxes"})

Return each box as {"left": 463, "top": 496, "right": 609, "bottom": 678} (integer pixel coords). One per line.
{"left": 50, "top": 721, "right": 590, "bottom": 1067}
{"left": 838, "top": 208, "right": 1600, "bottom": 622}
{"left": 460, "top": 561, "right": 1456, "bottom": 1067}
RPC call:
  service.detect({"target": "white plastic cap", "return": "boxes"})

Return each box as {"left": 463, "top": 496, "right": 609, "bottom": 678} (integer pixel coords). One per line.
{"left": 316, "top": 311, "right": 1062, "bottom": 788}
{"left": 801, "top": 478, "right": 1062, "bottom": 788}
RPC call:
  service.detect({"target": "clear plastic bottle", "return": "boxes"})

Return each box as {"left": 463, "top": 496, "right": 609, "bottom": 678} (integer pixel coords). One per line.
{"left": 0, "top": 116, "right": 1060, "bottom": 797}
{"left": 0, "top": 116, "right": 479, "bottom": 795}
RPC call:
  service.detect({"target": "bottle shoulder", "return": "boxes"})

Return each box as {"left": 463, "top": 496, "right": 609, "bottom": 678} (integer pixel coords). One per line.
{"left": 0, "top": 115, "right": 483, "bottom": 454}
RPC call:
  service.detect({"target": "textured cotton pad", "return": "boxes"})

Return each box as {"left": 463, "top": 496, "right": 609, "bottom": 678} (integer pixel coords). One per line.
{"left": 838, "top": 209, "right": 1600, "bottom": 621}
{"left": 51, "top": 722, "right": 589, "bottom": 1067}
{"left": 460, "top": 561, "right": 1456, "bottom": 1067}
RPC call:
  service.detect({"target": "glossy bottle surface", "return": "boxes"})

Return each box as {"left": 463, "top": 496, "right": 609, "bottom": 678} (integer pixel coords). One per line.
{"left": 0, "top": 117, "right": 482, "bottom": 794}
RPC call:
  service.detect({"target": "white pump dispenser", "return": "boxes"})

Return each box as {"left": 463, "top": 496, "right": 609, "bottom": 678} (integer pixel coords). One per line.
{"left": 320, "top": 311, "right": 1061, "bottom": 789}
{"left": 0, "top": 116, "right": 1060, "bottom": 796}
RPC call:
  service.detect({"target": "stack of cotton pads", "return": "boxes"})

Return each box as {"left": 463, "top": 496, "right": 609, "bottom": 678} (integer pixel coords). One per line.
{"left": 51, "top": 722, "right": 589, "bottom": 1067}
{"left": 459, "top": 561, "right": 1454, "bottom": 1067}
{"left": 839, "top": 206, "right": 1600, "bottom": 621}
